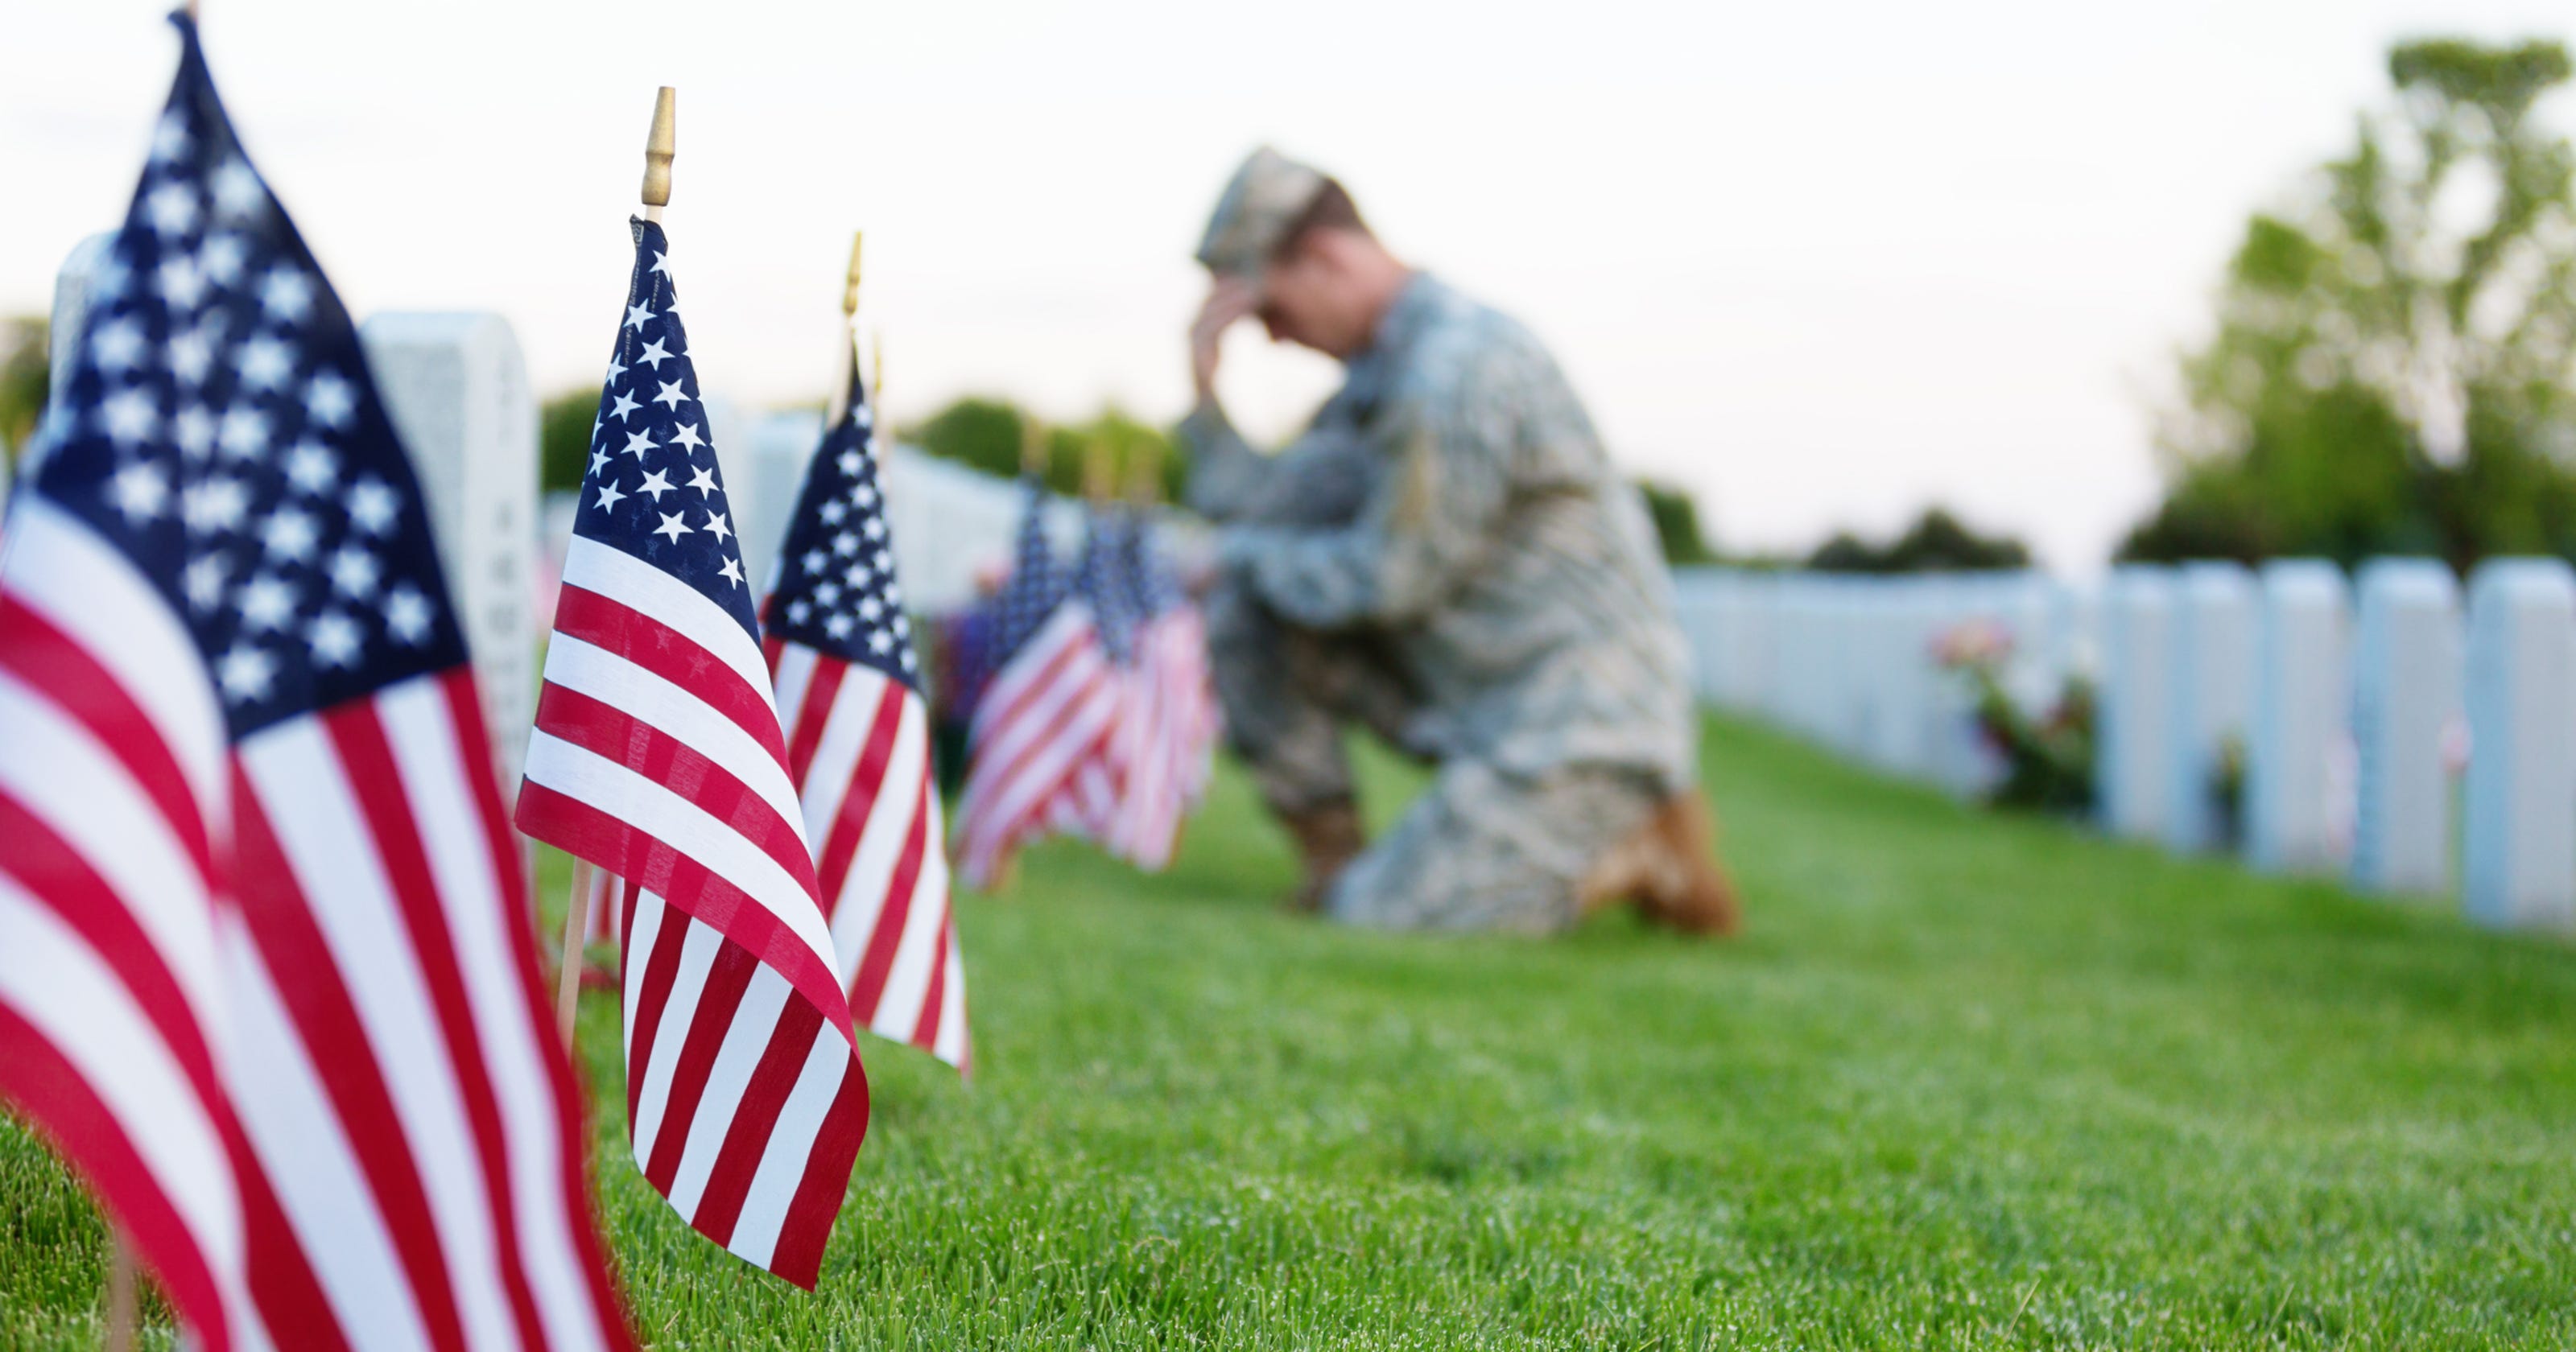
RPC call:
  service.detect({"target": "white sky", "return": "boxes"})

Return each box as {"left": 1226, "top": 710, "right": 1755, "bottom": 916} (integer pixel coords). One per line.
{"left": 5, "top": 1, "right": 2570, "bottom": 571}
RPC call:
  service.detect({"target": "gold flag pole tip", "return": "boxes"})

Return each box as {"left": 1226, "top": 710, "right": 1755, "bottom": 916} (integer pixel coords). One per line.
{"left": 842, "top": 232, "right": 865, "bottom": 318}
{"left": 641, "top": 87, "right": 676, "bottom": 219}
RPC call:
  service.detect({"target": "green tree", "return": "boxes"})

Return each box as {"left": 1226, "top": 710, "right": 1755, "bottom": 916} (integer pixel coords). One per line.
{"left": 0, "top": 317, "right": 47, "bottom": 464}
{"left": 2126, "top": 38, "right": 2576, "bottom": 570}
{"left": 906, "top": 397, "right": 1183, "bottom": 502}
{"left": 1637, "top": 479, "right": 1716, "bottom": 564}
{"left": 1806, "top": 507, "right": 2032, "bottom": 573}
{"left": 538, "top": 388, "right": 601, "bottom": 495}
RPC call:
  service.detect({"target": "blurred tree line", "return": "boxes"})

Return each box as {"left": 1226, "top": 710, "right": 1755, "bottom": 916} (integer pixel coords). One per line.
{"left": 1807, "top": 508, "right": 2032, "bottom": 573}
{"left": 2123, "top": 37, "right": 2576, "bottom": 571}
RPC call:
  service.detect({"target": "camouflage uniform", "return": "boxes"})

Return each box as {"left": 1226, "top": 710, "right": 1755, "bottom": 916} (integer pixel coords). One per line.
{"left": 1179, "top": 273, "right": 1697, "bottom": 932}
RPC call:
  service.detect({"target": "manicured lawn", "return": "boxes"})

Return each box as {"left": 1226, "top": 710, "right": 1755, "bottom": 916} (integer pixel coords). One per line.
{"left": 10, "top": 715, "right": 2576, "bottom": 1349}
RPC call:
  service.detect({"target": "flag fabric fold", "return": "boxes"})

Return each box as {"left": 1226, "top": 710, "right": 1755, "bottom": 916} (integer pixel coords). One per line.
{"left": 761, "top": 361, "right": 968, "bottom": 1071}
{"left": 514, "top": 220, "right": 867, "bottom": 1288}
{"left": 0, "top": 17, "right": 634, "bottom": 1349}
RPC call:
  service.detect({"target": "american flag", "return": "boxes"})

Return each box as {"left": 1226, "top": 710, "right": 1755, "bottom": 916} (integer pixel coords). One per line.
{"left": 514, "top": 219, "right": 867, "bottom": 1288}
{"left": 1101, "top": 514, "right": 1218, "bottom": 869}
{"left": 0, "top": 18, "right": 633, "bottom": 1350}
{"left": 762, "top": 364, "right": 968, "bottom": 1071}
{"left": 1043, "top": 509, "right": 1144, "bottom": 841}
{"left": 951, "top": 481, "right": 1120, "bottom": 888}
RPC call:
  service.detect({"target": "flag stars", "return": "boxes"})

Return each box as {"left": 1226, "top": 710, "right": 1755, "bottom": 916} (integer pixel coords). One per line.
{"left": 636, "top": 468, "right": 675, "bottom": 501}
{"left": 305, "top": 371, "right": 356, "bottom": 427}
{"left": 787, "top": 600, "right": 812, "bottom": 624}
{"left": 347, "top": 478, "right": 399, "bottom": 535}
{"left": 819, "top": 500, "right": 847, "bottom": 526}
{"left": 283, "top": 441, "right": 336, "bottom": 495}
{"left": 653, "top": 379, "right": 690, "bottom": 410}
{"left": 824, "top": 613, "right": 853, "bottom": 640}
{"left": 238, "top": 335, "right": 295, "bottom": 390}
{"left": 669, "top": 422, "right": 705, "bottom": 452}
{"left": 328, "top": 545, "right": 381, "bottom": 599}
{"left": 592, "top": 479, "right": 628, "bottom": 513}
{"left": 649, "top": 251, "right": 672, "bottom": 275}
{"left": 625, "top": 302, "right": 654, "bottom": 330}
{"left": 217, "top": 643, "right": 277, "bottom": 704}
{"left": 832, "top": 531, "right": 858, "bottom": 557}
{"left": 210, "top": 159, "right": 265, "bottom": 221}
{"left": 91, "top": 319, "right": 147, "bottom": 373}
{"left": 836, "top": 450, "right": 862, "bottom": 476}
{"left": 199, "top": 233, "right": 248, "bottom": 286}
{"left": 307, "top": 612, "right": 363, "bottom": 668}
{"left": 101, "top": 388, "right": 159, "bottom": 446}
{"left": 636, "top": 337, "right": 673, "bottom": 369}
{"left": 385, "top": 586, "right": 433, "bottom": 645}
{"left": 169, "top": 328, "right": 217, "bottom": 386}
{"left": 150, "top": 112, "right": 192, "bottom": 164}
{"left": 687, "top": 465, "right": 719, "bottom": 498}
{"left": 588, "top": 447, "right": 611, "bottom": 478}
{"left": 183, "top": 555, "right": 229, "bottom": 612}
{"left": 704, "top": 512, "right": 732, "bottom": 543}
{"left": 217, "top": 407, "right": 269, "bottom": 460}
{"left": 717, "top": 556, "right": 744, "bottom": 587}
{"left": 145, "top": 181, "right": 201, "bottom": 238}
{"left": 621, "top": 428, "right": 658, "bottom": 458}
{"left": 238, "top": 574, "right": 299, "bottom": 632}
{"left": 181, "top": 474, "right": 247, "bottom": 533}
{"left": 108, "top": 461, "right": 168, "bottom": 521}
{"left": 156, "top": 256, "right": 208, "bottom": 311}
{"left": 260, "top": 267, "right": 314, "bottom": 323}
{"left": 652, "top": 511, "right": 693, "bottom": 543}
{"left": 608, "top": 390, "right": 641, "bottom": 422}
{"left": 261, "top": 505, "right": 320, "bottom": 562}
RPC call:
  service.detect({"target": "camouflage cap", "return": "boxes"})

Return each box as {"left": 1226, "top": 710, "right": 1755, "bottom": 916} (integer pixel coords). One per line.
{"left": 1195, "top": 146, "right": 1327, "bottom": 279}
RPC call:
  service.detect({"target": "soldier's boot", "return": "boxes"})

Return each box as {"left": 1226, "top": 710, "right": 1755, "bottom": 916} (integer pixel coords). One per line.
{"left": 1576, "top": 790, "right": 1742, "bottom": 936}
{"left": 1278, "top": 799, "right": 1365, "bottom": 914}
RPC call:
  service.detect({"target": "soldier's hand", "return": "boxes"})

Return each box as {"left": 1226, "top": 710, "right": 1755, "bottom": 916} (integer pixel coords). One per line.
{"left": 1190, "top": 278, "right": 1261, "bottom": 404}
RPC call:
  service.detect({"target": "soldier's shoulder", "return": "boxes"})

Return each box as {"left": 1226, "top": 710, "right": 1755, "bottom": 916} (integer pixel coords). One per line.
{"left": 1394, "top": 282, "right": 1557, "bottom": 407}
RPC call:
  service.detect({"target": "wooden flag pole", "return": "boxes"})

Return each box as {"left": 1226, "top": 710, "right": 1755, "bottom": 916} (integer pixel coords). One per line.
{"left": 824, "top": 231, "right": 864, "bottom": 427}
{"left": 104, "top": 1239, "right": 137, "bottom": 1352}
{"left": 554, "top": 859, "right": 592, "bottom": 1045}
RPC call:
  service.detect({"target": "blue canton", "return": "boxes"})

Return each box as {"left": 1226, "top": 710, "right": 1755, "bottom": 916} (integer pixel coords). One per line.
{"left": 761, "top": 365, "right": 918, "bottom": 689}
{"left": 1119, "top": 512, "right": 1185, "bottom": 618}
{"left": 985, "top": 477, "right": 1066, "bottom": 668}
{"left": 26, "top": 14, "right": 464, "bottom": 740}
{"left": 1069, "top": 508, "right": 1142, "bottom": 666}
{"left": 575, "top": 219, "right": 756, "bottom": 637}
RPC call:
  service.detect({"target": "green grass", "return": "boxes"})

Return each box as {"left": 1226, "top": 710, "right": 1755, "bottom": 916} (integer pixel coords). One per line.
{"left": 10, "top": 715, "right": 2576, "bottom": 1349}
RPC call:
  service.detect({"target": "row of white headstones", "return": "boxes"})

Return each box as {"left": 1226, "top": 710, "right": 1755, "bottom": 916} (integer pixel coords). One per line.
{"left": 22, "top": 236, "right": 1050, "bottom": 799}
{"left": 1668, "top": 556, "right": 2576, "bottom": 933}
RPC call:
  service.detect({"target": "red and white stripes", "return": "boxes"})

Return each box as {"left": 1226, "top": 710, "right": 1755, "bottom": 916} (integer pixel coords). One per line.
{"left": 517, "top": 534, "right": 867, "bottom": 1290}
{"left": 769, "top": 643, "right": 967, "bottom": 1070}
{"left": 0, "top": 498, "right": 634, "bottom": 1350}
{"left": 953, "top": 603, "right": 1122, "bottom": 889}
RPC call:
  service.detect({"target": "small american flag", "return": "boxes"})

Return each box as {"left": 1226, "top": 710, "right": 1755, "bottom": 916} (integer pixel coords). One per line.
{"left": 0, "top": 17, "right": 633, "bottom": 1349}
{"left": 514, "top": 219, "right": 867, "bottom": 1288}
{"left": 1043, "top": 510, "right": 1145, "bottom": 841}
{"left": 951, "top": 481, "right": 1120, "bottom": 888}
{"left": 762, "top": 363, "right": 968, "bottom": 1071}
{"left": 1102, "top": 514, "right": 1218, "bottom": 869}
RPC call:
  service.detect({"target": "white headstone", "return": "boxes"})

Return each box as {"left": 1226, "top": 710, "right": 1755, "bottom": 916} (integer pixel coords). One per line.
{"left": 30, "top": 233, "right": 119, "bottom": 481}
{"left": 2461, "top": 559, "right": 2576, "bottom": 931}
{"left": 734, "top": 410, "right": 826, "bottom": 595}
{"left": 2099, "top": 566, "right": 2175, "bottom": 839}
{"left": 2164, "top": 562, "right": 2257, "bottom": 852}
{"left": 2351, "top": 559, "right": 2462, "bottom": 896}
{"left": 359, "top": 313, "right": 538, "bottom": 796}
{"left": 2245, "top": 560, "right": 2350, "bottom": 873}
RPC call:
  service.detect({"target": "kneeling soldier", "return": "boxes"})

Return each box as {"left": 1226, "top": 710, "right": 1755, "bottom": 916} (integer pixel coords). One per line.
{"left": 1180, "top": 146, "right": 1740, "bottom": 935}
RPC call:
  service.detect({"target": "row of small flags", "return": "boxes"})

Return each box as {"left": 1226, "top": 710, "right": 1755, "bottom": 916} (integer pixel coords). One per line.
{"left": 951, "top": 483, "right": 1219, "bottom": 888}
{"left": 0, "top": 18, "right": 1210, "bottom": 1347}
